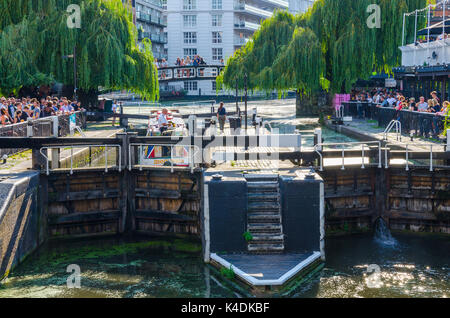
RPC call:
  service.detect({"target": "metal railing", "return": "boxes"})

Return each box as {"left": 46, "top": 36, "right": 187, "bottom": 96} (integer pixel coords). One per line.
{"left": 384, "top": 142, "right": 447, "bottom": 171}
{"left": 128, "top": 143, "right": 200, "bottom": 173}
{"left": 0, "top": 111, "right": 86, "bottom": 157}
{"left": 157, "top": 65, "right": 224, "bottom": 81}
{"left": 40, "top": 144, "right": 121, "bottom": 175}
{"left": 314, "top": 141, "right": 383, "bottom": 171}
{"left": 384, "top": 120, "right": 402, "bottom": 141}
{"left": 341, "top": 102, "right": 446, "bottom": 139}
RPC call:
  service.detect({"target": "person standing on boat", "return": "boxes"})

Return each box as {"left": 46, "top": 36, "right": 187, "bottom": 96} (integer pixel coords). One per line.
{"left": 217, "top": 102, "right": 226, "bottom": 133}
{"left": 111, "top": 100, "right": 118, "bottom": 127}
{"left": 158, "top": 108, "right": 169, "bottom": 134}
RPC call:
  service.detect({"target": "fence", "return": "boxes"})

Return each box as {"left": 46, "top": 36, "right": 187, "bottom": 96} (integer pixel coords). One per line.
{"left": 341, "top": 102, "right": 446, "bottom": 138}
{"left": 0, "top": 111, "right": 86, "bottom": 157}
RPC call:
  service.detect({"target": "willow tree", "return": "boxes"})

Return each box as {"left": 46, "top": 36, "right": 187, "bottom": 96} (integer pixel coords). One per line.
{"left": 0, "top": 0, "right": 158, "bottom": 106}
{"left": 220, "top": 0, "right": 427, "bottom": 113}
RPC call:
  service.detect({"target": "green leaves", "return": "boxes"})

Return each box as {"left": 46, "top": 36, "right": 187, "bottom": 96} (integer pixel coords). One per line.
{"left": 0, "top": 0, "right": 158, "bottom": 100}
{"left": 222, "top": 0, "right": 427, "bottom": 95}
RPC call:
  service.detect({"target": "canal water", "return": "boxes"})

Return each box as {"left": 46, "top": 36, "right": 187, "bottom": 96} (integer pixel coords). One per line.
{"left": 0, "top": 232, "right": 448, "bottom": 298}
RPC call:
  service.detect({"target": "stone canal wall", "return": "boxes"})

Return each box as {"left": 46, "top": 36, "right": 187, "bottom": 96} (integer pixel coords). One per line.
{"left": 0, "top": 172, "right": 44, "bottom": 280}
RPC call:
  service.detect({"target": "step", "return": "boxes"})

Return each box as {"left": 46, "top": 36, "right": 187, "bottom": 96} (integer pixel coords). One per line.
{"left": 248, "top": 212, "right": 281, "bottom": 222}
{"left": 248, "top": 243, "right": 285, "bottom": 252}
{"left": 244, "top": 174, "right": 279, "bottom": 182}
{"left": 248, "top": 223, "right": 282, "bottom": 232}
{"left": 251, "top": 234, "right": 284, "bottom": 242}
{"left": 248, "top": 202, "right": 280, "bottom": 211}
{"left": 247, "top": 193, "right": 279, "bottom": 202}
{"left": 247, "top": 181, "right": 278, "bottom": 188}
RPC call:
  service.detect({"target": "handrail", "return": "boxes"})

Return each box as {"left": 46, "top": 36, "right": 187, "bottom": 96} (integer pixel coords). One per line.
{"left": 40, "top": 144, "right": 121, "bottom": 175}
{"left": 314, "top": 141, "right": 382, "bottom": 171}
{"left": 384, "top": 142, "right": 446, "bottom": 171}
{"left": 128, "top": 143, "right": 200, "bottom": 173}
{"left": 384, "top": 120, "right": 402, "bottom": 141}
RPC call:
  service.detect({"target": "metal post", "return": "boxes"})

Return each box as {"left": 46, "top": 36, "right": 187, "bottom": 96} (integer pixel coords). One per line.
{"left": 361, "top": 144, "right": 365, "bottom": 169}
{"left": 427, "top": 5, "right": 431, "bottom": 63}
{"left": 414, "top": 10, "right": 418, "bottom": 43}
{"left": 73, "top": 46, "right": 77, "bottom": 100}
{"left": 402, "top": 13, "right": 406, "bottom": 46}
{"left": 443, "top": 1, "right": 446, "bottom": 41}
{"left": 235, "top": 79, "right": 239, "bottom": 114}
{"left": 244, "top": 73, "right": 248, "bottom": 133}
{"left": 405, "top": 144, "right": 409, "bottom": 171}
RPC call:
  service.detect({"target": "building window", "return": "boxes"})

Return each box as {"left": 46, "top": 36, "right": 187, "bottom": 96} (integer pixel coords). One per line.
{"left": 183, "top": 15, "right": 197, "bottom": 27}
{"left": 161, "top": 0, "right": 167, "bottom": 10}
{"left": 212, "top": 0, "right": 222, "bottom": 10}
{"left": 212, "top": 48, "right": 223, "bottom": 61}
{"left": 184, "top": 48, "right": 198, "bottom": 59}
{"left": 183, "top": 32, "right": 197, "bottom": 44}
{"left": 212, "top": 81, "right": 217, "bottom": 91}
{"left": 184, "top": 81, "right": 198, "bottom": 91}
{"left": 212, "top": 31, "right": 222, "bottom": 44}
{"left": 212, "top": 14, "right": 222, "bottom": 27}
{"left": 183, "top": 0, "right": 196, "bottom": 10}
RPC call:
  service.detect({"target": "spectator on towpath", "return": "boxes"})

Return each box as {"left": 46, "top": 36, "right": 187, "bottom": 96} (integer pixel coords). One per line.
{"left": 217, "top": 102, "right": 227, "bottom": 133}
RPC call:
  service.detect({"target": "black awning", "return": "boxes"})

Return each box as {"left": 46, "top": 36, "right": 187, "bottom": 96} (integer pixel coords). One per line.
{"left": 417, "top": 19, "right": 450, "bottom": 36}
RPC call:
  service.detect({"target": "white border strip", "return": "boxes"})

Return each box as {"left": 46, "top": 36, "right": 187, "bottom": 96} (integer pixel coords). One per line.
{"left": 320, "top": 182, "right": 326, "bottom": 261}
{"left": 210, "top": 251, "right": 322, "bottom": 286}
{"left": 203, "top": 183, "right": 210, "bottom": 263}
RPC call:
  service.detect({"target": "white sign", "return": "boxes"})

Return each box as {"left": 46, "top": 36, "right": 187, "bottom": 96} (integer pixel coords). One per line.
{"left": 385, "top": 78, "right": 397, "bottom": 88}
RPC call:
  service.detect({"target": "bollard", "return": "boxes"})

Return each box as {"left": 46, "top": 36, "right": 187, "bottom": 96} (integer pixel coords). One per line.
{"left": 210, "top": 116, "right": 217, "bottom": 136}
{"left": 314, "top": 128, "right": 322, "bottom": 151}
{"left": 27, "top": 118, "right": 33, "bottom": 137}
{"left": 188, "top": 115, "right": 197, "bottom": 136}
{"left": 51, "top": 148, "right": 60, "bottom": 170}
{"left": 52, "top": 116, "right": 59, "bottom": 137}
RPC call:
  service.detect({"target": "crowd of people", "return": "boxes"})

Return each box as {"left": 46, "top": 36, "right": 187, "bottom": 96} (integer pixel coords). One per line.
{"left": 350, "top": 88, "right": 449, "bottom": 138}
{"left": 351, "top": 89, "right": 449, "bottom": 116}
{"left": 0, "top": 96, "right": 82, "bottom": 127}
{"left": 155, "top": 55, "right": 224, "bottom": 79}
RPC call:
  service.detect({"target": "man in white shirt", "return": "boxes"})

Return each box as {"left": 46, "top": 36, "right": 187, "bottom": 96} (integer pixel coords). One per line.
{"left": 158, "top": 108, "right": 169, "bottom": 134}
{"left": 417, "top": 96, "right": 428, "bottom": 112}
{"left": 111, "top": 100, "right": 118, "bottom": 126}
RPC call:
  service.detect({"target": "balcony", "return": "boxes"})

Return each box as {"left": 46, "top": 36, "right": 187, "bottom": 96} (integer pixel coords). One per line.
{"left": 139, "top": 32, "right": 168, "bottom": 44}
{"left": 234, "top": 3, "right": 273, "bottom": 19}
{"left": 258, "top": 0, "right": 289, "bottom": 9}
{"left": 234, "top": 36, "right": 250, "bottom": 46}
{"left": 234, "top": 20, "right": 260, "bottom": 31}
{"left": 136, "top": 11, "right": 167, "bottom": 27}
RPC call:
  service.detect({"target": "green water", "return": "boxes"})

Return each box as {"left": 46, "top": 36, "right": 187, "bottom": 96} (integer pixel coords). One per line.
{"left": 0, "top": 233, "right": 448, "bottom": 298}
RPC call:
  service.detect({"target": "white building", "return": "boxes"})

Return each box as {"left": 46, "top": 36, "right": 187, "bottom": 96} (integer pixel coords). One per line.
{"left": 164, "top": 0, "right": 315, "bottom": 96}
{"left": 288, "top": 0, "right": 315, "bottom": 14}
{"left": 135, "top": 0, "right": 168, "bottom": 60}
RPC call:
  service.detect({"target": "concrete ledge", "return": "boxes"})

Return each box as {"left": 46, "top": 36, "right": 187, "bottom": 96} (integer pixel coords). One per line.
{"left": 210, "top": 251, "right": 322, "bottom": 287}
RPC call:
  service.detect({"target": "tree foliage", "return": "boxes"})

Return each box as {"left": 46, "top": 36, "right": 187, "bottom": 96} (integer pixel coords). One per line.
{"left": 220, "top": 0, "right": 427, "bottom": 94}
{"left": 0, "top": 0, "right": 158, "bottom": 100}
